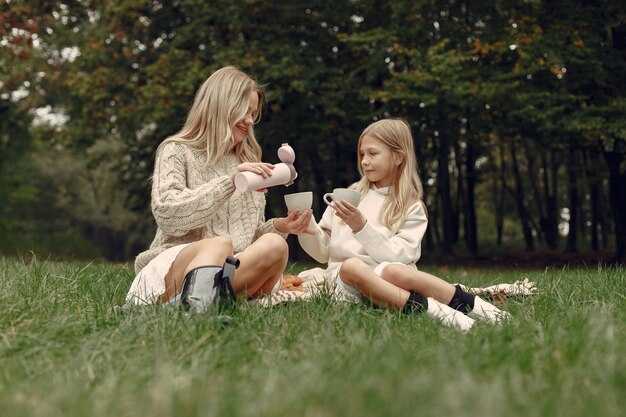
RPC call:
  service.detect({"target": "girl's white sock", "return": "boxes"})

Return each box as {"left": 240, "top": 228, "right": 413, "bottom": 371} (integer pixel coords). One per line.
{"left": 426, "top": 297, "right": 475, "bottom": 332}
{"left": 470, "top": 296, "right": 512, "bottom": 323}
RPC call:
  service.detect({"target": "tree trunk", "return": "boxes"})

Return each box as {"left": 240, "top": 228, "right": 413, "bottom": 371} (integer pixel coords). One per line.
{"left": 524, "top": 140, "right": 545, "bottom": 244}
{"left": 599, "top": 170, "right": 610, "bottom": 250}
{"left": 452, "top": 139, "right": 463, "bottom": 245}
{"left": 437, "top": 131, "right": 454, "bottom": 255}
{"left": 542, "top": 151, "right": 559, "bottom": 249}
{"left": 589, "top": 147, "right": 609, "bottom": 250}
{"left": 583, "top": 149, "right": 599, "bottom": 251}
{"left": 510, "top": 138, "right": 534, "bottom": 251}
{"left": 430, "top": 196, "right": 442, "bottom": 248}
{"left": 565, "top": 146, "right": 579, "bottom": 253}
{"left": 464, "top": 139, "right": 478, "bottom": 256}
{"left": 603, "top": 149, "right": 626, "bottom": 264}
{"left": 495, "top": 138, "right": 506, "bottom": 246}
{"left": 424, "top": 223, "right": 435, "bottom": 253}
{"left": 422, "top": 184, "right": 435, "bottom": 253}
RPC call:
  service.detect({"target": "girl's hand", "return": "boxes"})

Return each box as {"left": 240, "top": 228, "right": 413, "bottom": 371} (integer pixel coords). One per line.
{"left": 333, "top": 200, "right": 366, "bottom": 232}
{"left": 275, "top": 209, "right": 315, "bottom": 235}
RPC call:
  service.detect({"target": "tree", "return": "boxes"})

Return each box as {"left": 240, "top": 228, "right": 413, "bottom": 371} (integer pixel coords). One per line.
{"left": 2, "top": 0, "right": 625, "bottom": 262}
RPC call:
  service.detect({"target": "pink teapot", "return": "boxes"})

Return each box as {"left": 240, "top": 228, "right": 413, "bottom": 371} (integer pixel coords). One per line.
{"left": 234, "top": 143, "right": 298, "bottom": 192}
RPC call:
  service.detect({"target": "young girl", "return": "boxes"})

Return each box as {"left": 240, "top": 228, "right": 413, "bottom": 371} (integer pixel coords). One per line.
{"left": 297, "top": 118, "right": 510, "bottom": 331}
{"left": 126, "top": 66, "right": 311, "bottom": 307}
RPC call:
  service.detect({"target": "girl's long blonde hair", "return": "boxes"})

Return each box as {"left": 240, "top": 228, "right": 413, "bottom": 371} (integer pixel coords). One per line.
{"left": 353, "top": 118, "right": 425, "bottom": 231}
{"left": 156, "top": 66, "right": 264, "bottom": 163}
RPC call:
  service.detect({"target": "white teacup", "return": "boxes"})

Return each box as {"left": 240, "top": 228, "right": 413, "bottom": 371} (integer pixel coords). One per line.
{"left": 323, "top": 188, "right": 361, "bottom": 207}
{"left": 284, "top": 191, "right": 313, "bottom": 212}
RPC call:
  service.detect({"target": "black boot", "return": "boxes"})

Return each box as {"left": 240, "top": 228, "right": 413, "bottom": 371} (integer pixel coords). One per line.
{"left": 181, "top": 256, "right": 239, "bottom": 312}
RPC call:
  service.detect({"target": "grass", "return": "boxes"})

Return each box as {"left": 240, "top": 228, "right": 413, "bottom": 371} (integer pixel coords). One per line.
{"left": 0, "top": 256, "right": 624, "bottom": 417}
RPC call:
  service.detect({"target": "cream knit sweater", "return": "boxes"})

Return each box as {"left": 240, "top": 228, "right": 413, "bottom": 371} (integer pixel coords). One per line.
{"left": 134, "top": 141, "right": 285, "bottom": 274}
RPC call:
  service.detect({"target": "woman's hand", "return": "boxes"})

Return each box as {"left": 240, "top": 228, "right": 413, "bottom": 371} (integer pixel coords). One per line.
{"left": 274, "top": 209, "right": 315, "bottom": 235}
{"left": 232, "top": 162, "right": 275, "bottom": 192}
{"left": 333, "top": 200, "right": 366, "bottom": 232}
{"left": 236, "top": 161, "right": 275, "bottom": 178}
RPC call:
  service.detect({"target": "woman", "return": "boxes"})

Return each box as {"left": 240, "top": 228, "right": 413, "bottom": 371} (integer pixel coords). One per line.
{"left": 126, "top": 66, "right": 312, "bottom": 307}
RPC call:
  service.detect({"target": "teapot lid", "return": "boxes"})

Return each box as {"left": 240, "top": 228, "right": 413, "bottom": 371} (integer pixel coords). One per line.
{"left": 277, "top": 143, "right": 295, "bottom": 164}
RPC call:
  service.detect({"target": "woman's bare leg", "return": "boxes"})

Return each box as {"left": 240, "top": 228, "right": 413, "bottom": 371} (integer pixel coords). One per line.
{"left": 380, "top": 264, "right": 456, "bottom": 304}
{"left": 339, "top": 258, "right": 410, "bottom": 309}
{"left": 161, "top": 236, "right": 234, "bottom": 302}
{"left": 232, "top": 233, "right": 288, "bottom": 299}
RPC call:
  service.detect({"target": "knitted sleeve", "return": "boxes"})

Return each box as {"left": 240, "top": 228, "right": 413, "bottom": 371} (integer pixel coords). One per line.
{"left": 250, "top": 193, "right": 288, "bottom": 241}
{"left": 151, "top": 142, "right": 236, "bottom": 236}
{"left": 352, "top": 201, "right": 428, "bottom": 264}
{"left": 254, "top": 218, "right": 289, "bottom": 241}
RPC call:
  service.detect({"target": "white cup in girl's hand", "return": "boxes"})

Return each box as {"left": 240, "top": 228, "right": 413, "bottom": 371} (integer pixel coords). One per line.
{"left": 284, "top": 191, "right": 313, "bottom": 212}
{"left": 323, "top": 188, "right": 361, "bottom": 207}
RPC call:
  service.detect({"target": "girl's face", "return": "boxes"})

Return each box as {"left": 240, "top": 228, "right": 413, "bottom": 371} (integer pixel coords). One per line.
{"left": 359, "top": 135, "right": 401, "bottom": 188}
{"left": 232, "top": 90, "right": 259, "bottom": 144}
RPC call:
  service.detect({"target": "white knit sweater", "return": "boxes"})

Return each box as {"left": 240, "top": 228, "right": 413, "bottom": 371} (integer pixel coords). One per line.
{"left": 134, "top": 142, "right": 285, "bottom": 273}
{"left": 298, "top": 186, "right": 428, "bottom": 281}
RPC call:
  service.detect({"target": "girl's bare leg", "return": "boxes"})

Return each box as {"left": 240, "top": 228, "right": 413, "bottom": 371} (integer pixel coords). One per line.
{"left": 161, "top": 236, "right": 234, "bottom": 302}
{"left": 380, "top": 264, "right": 510, "bottom": 323}
{"left": 231, "top": 233, "right": 288, "bottom": 299}
{"left": 379, "top": 264, "right": 456, "bottom": 304}
{"left": 339, "top": 258, "right": 477, "bottom": 331}
{"left": 339, "top": 258, "right": 411, "bottom": 309}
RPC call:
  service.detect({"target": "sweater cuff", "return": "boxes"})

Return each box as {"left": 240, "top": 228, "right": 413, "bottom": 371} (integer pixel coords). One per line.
{"left": 217, "top": 175, "right": 237, "bottom": 196}
{"left": 353, "top": 221, "right": 378, "bottom": 246}
{"left": 262, "top": 218, "right": 288, "bottom": 240}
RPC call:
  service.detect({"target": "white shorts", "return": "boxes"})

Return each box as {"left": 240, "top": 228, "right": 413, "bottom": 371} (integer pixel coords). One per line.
{"left": 332, "top": 261, "right": 409, "bottom": 303}
{"left": 125, "top": 243, "right": 191, "bottom": 305}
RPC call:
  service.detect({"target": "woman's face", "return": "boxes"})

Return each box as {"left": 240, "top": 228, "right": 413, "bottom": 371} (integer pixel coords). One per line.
{"left": 359, "top": 135, "right": 401, "bottom": 188}
{"left": 232, "top": 90, "right": 259, "bottom": 144}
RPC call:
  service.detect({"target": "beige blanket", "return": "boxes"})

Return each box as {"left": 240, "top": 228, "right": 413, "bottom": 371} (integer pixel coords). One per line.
{"left": 251, "top": 268, "right": 537, "bottom": 307}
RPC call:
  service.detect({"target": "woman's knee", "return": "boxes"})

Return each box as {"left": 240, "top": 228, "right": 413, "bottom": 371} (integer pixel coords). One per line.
{"left": 198, "top": 235, "right": 233, "bottom": 256}
{"left": 339, "top": 258, "right": 367, "bottom": 286}
{"left": 257, "top": 233, "right": 288, "bottom": 261}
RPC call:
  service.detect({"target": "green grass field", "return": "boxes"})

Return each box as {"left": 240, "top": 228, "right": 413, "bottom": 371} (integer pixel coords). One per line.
{"left": 0, "top": 256, "right": 624, "bottom": 417}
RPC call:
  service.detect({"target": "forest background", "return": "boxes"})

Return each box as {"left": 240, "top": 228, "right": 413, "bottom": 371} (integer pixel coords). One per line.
{"left": 1, "top": 0, "right": 625, "bottom": 264}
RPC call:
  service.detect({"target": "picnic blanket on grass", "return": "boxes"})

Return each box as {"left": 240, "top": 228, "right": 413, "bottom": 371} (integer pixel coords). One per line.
{"left": 456, "top": 277, "right": 537, "bottom": 298}
{"left": 251, "top": 268, "right": 537, "bottom": 307}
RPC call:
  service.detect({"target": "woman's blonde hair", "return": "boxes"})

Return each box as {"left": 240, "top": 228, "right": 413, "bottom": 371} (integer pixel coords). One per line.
{"left": 353, "top": 118, "right": 425, "bottom": 231}
{"left": 157, "top": 66, "right": 264, "bottom": 163}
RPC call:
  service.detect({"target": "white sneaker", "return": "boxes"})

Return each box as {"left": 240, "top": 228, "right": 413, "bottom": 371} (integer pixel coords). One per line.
{"left": 470, "top": 296, "right": 512, "bottom": 323}
{"left": 426, "top": 298, "right": 475, "bottom": 332}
